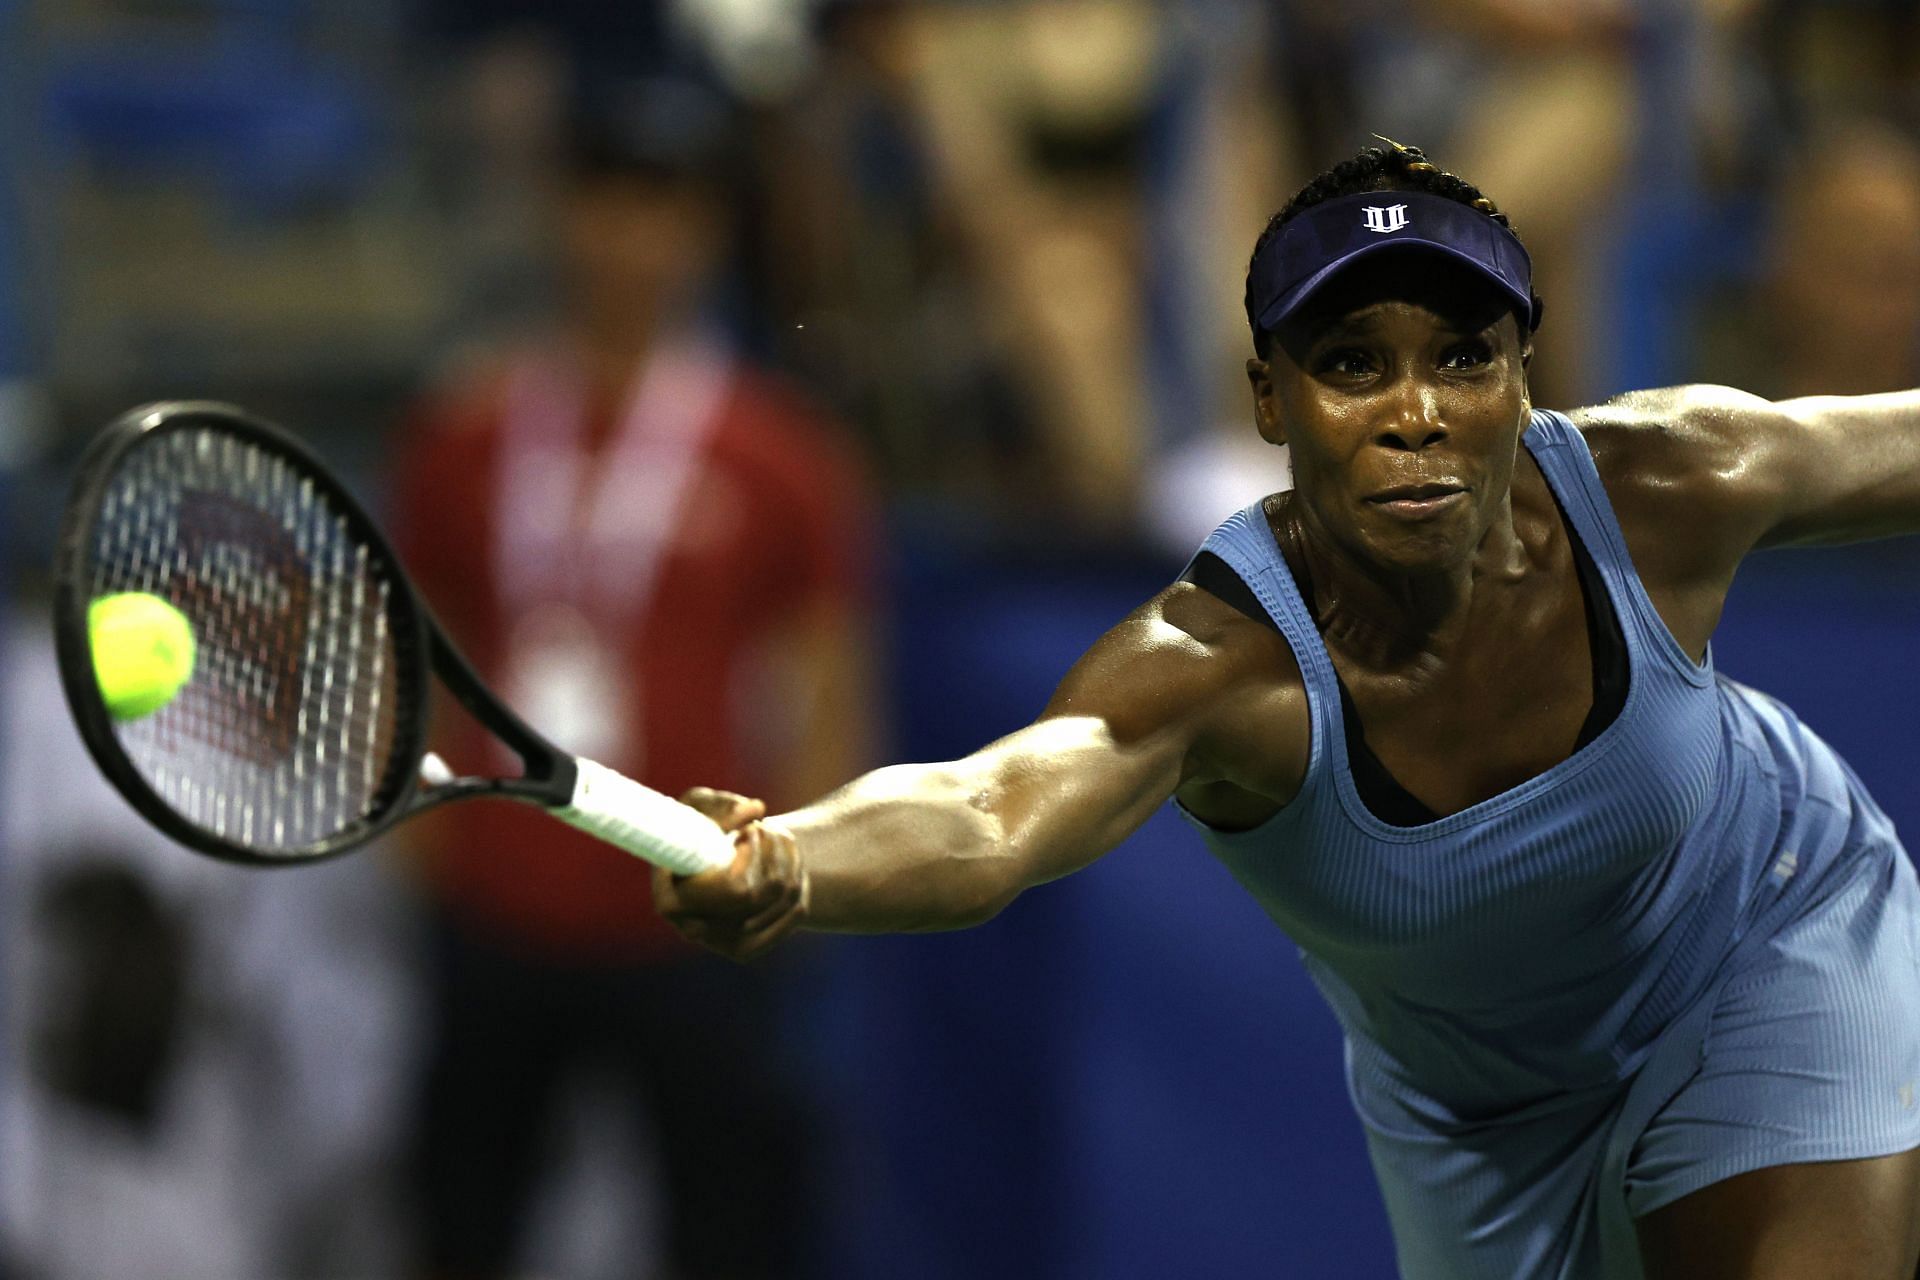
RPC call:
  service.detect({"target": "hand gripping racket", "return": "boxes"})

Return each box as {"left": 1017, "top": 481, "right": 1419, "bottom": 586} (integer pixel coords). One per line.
{"left": 52, "top": 401, "right": 737, "bottom": 874}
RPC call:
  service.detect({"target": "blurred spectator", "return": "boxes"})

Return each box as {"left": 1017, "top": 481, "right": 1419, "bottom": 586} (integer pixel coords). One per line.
{"left": 755, "top": 0, "right": 1043, "bottom": 519}
{"left": 1758, "top": 117, "right": 1920, "bottom": 397}
{"left": 1696, "top": 116, "right": 1920, "bottom": 398}
{"left": 759, "top": 2, "right": 1308, "bottom": 541}
{"left": 388, "top": 78, "right": 879, "bottom": 1280}
{"left": 428, "top": 30, "right": 574, "bottom": 347}
{"left": 1752, "top": 0, "right": 1920, "bottom": 129}
{"left": 895, "top": 0, "right": 1166, "bottom": 530}
{"left": 0, "top": 613, "right": 419, "bottom": 1280}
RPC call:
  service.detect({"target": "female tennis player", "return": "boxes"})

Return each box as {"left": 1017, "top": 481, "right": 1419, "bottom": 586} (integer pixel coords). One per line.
{"left": 656, "top": 141, "right": 1920, "bottom": 1280}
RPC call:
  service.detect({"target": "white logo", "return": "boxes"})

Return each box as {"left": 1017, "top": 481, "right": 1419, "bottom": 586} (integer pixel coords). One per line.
{"left": 1362, "top": 204, "right": 1410, "bottom": 234}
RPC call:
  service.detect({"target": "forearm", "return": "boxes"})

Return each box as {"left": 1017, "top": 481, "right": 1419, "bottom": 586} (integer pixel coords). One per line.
{"left": 772, "top": 717, "right": 1185, "bottom": 934}
{"left": 772, "top": 760, "right": 1018, "bottom": 933}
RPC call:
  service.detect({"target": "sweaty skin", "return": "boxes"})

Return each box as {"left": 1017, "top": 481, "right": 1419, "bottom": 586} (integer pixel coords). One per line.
{"left": 654, "top": 255, "right": 1920, "bottom": 1278}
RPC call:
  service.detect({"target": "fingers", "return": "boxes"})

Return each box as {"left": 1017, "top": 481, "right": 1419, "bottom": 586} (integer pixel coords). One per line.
{"left": 651, "top": 861, "right": 686, "bottom": 917}
{"left": 677, "top": 787, "right": 766, "bottom": 832}
{"left": 652, "top": 820, "right": 807, "bottom": 964}
{"left": 728, "top": 899, "right": 806, "bottom": 962}
{"left": 740, "top": 825, "right": 804, "bottom": 934}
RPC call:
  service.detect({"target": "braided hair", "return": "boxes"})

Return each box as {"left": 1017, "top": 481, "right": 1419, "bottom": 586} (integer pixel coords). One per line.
{"left": 1245, "top": 139, "right": 1524, "bottom": 356}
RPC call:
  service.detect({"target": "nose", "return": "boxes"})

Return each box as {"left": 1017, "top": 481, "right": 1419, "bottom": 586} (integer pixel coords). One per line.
{"left": 1374, "top": 381, "right": 1448, "bottom": 451}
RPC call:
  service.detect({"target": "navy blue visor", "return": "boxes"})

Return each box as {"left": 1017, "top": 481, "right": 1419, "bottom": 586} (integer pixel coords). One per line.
{"left": 1250, "top": 191, "right": 1543, "bottom": 338}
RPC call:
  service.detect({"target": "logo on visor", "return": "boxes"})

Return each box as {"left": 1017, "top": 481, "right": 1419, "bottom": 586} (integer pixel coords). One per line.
{"left": 1362, "top": 204, "right": 1410, "bottom": 234}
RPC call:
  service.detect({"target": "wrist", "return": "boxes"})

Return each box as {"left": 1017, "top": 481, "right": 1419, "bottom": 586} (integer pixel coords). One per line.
{"left": 765, "top": 818, "right": 812, "bottom": 931}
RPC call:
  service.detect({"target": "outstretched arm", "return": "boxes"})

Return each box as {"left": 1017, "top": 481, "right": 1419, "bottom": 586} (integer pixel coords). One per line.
{"left": 1580, "top": 384, "right": 1920, "bottom": 552}
{"left": 655, "top": 585, "right": 1307, "bottom": 960}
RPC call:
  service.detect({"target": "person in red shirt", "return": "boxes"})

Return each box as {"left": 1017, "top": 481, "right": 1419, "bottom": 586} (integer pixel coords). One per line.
{"left": 387, "top": 79, "right": 878, "bottom": 1280}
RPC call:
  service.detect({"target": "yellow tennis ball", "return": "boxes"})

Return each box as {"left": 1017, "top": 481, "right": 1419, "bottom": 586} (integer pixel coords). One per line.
{"left": 88, "top": 592, "right": 196, "bottom": 721}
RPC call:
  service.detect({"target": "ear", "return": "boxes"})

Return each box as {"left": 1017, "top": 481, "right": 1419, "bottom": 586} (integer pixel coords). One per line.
{"left": 1246, "top": 357, "right": 1286, "bottom": 446}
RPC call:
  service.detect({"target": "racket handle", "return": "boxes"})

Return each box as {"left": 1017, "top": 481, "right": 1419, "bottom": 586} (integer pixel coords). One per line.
{"left": 555, "top": 757, "right": 738, "bottom": 875}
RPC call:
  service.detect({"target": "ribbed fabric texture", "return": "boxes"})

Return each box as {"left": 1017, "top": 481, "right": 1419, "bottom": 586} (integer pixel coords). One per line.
{"left": 1179, "top": 410, "right": 1920, "bottom": 1279}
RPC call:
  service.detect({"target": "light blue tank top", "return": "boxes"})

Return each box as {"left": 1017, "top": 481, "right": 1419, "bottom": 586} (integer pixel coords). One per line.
{"left": 1180, "top": 409, "right": 1901, "bottom": 1124}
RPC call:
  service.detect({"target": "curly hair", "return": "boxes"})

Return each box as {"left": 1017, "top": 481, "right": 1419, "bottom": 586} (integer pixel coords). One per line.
{"left": 1245, "top": 140, "right": 1524, "bottom": 356}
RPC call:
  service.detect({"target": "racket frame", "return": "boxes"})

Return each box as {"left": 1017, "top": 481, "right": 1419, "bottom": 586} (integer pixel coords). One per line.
{"left": 53, "top": 401, "right": 583, "bottom": 866}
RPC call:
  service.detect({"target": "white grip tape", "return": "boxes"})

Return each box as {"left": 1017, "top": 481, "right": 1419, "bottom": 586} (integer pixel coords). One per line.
{"left": 554, "top": 757, "right": 737, "bottom": 876}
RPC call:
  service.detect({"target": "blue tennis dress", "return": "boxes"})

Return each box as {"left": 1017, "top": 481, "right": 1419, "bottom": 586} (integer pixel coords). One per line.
{"left": 1179, "top": 410, "right": 1920, "bottom": 1279}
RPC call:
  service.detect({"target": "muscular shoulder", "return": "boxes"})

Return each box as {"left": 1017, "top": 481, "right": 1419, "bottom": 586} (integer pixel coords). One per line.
{"left": 1078, "top": 580, "right": 1300, "bottom": 700}
{"left": 1568, "top": 385, "right": 1789, "bottom": 571}
{"left": 1048, "top": 581, "right": 1310, "bottom": 809}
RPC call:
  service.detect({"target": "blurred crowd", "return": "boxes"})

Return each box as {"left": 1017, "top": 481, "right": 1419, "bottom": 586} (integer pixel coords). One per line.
{"left": 2, "top": 1, "right": 1918, "bottom": 1278}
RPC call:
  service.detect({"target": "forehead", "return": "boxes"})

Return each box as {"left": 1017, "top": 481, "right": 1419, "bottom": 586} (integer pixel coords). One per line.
{"left": 1284, "top": 251, "right": 1515, "bottom": 342}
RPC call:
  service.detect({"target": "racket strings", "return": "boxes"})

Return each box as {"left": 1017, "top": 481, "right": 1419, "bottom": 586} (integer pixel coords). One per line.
{"left": 87, "top": 427, "right": 410, "bottom": 855}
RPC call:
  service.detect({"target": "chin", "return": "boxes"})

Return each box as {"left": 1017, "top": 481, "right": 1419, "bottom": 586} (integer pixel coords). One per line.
{"left": 1359, "top": 520, "right": 1478, "bottom": 576}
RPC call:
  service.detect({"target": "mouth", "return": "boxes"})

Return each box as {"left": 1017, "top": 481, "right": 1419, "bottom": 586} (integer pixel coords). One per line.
{"left": 1366, "top": 482, "right": 1467, "bottom": 517}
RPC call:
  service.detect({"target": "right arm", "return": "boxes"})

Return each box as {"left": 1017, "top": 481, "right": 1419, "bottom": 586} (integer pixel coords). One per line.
{"left": 655, "top": 582, "right": 1309, "bottom": 959}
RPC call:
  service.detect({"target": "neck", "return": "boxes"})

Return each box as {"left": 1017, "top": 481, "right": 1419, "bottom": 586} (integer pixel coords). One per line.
{"left": 1277, "top": 488, "right": 1528, "bottom": 672}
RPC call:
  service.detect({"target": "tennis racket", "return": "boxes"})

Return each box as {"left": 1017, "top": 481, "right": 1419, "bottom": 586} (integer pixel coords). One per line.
{"left": 52, "top": 401, "right": 738, "bottom": 874}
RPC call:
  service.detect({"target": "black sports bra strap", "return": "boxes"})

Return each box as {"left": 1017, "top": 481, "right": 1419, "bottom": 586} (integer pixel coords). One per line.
{"left": 1184, "top": 551, "right": 1270, "bottom": 625}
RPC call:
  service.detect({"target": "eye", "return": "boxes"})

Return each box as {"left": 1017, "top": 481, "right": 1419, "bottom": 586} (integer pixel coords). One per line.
{"left": 1439, "top": 339, "right": 1494, "bottom": 371}
{"left": 1316, "top": 347, "right": 1377, "bottom": 379}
